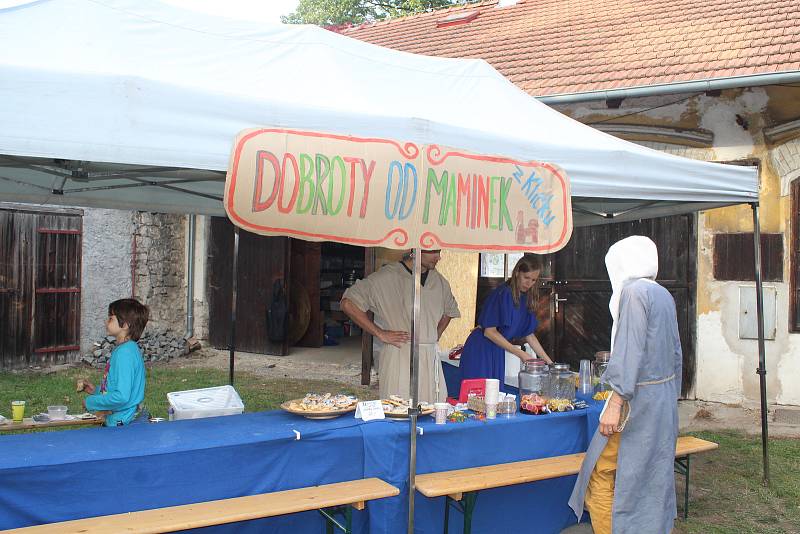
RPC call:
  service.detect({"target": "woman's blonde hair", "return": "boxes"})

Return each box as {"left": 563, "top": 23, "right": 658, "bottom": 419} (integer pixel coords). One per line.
{"left": 507, "top": 255, "right": 543, "bottom": 312}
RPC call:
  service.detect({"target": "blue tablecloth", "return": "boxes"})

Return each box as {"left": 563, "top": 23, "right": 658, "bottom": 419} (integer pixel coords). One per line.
{"left": 0, "top": 402, "right": 601, "bottom": 533}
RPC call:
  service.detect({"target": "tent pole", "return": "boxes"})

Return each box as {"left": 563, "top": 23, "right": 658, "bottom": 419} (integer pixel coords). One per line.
{"left": 229, "top": 226, "right": 240, "bottom": 386}
{"left": 751, "top": 202, "right": 770, "bottom": 486}
{"left": 407, "top": 247, "right": 421, "bottom": 534}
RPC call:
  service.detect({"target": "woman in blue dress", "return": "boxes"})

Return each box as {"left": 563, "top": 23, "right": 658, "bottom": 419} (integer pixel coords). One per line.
{"left": 460, "top": 256, "right": 553, "bottom": 390}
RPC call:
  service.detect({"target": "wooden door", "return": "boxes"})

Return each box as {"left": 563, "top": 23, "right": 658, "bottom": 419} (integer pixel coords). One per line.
{"left": 542, "top": 214, "right": 696, "bottom": 397}
{"left": 33, "top": 214, "right": 83, "bottom": 365}
{"left": 0, "top": 206, "right": 82, "bottom": 370}
{"left": 0, "top": 209, "right": 33, "bottom": 369}
{"left": 207, "top": 217, "right": 291, "bottom": 355}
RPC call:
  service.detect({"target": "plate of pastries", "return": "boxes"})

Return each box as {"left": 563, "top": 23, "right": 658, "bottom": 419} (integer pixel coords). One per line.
{"left": 281, "top": 393, "right": 359, "bottom": 419}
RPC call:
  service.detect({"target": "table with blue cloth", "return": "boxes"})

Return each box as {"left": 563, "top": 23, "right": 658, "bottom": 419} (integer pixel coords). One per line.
{"left": 0, "top": 401, "right": 601, "bottom": 533}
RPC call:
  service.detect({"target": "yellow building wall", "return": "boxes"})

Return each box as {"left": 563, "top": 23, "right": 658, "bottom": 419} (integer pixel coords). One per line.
{"left": 374, "top": 248, "right": 477, "bottom": 350}
{"left": 560, "top": 86, "right": 800, "bottom": 406}
{"left": 437, "top": 250, "right": 478, "bottom": 350}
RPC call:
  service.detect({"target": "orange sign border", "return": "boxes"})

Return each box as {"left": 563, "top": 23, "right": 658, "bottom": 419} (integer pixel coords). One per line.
{"left": 225, "top": 128, "right": 572, "bottom": 252}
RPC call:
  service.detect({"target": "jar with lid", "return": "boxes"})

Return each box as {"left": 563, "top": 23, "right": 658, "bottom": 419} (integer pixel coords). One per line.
{"left": 518, "top": 359, "right": 550, "bottom": 413}
{"left": 594, "top": 351, "right": 611, "bottom": 392}
{"left": 549, "top": 363, "right": 576, "bottom": 401}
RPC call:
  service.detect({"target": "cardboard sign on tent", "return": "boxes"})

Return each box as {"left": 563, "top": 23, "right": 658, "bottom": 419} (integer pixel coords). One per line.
{"left": 225, "top": 128, "right": 572, "bottom": 252}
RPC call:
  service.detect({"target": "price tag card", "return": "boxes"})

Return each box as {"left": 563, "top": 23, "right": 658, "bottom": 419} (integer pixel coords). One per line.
{"left": 355, "top": 400, "right": 385, "bottom": 421}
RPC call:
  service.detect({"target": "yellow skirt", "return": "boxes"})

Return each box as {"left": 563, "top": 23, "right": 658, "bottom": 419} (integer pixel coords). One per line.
{"left": 584, "top": 432, "right": 621, "bottom": 534}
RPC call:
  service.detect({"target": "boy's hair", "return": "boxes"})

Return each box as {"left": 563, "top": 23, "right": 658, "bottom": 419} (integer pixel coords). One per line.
{"left": 108, "top": 298, "right": 149, "bottom": 341}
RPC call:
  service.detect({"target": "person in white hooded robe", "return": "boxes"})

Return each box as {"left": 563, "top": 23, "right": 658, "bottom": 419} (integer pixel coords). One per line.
{"left": 568, "top": 236, "right": 683, "bottom": 534}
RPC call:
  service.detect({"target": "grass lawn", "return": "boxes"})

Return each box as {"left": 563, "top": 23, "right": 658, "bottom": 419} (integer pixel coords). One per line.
{"left": 0, "top": 365, "right": 373, "bottom": 424}
{"left": 1, "top": 367, "right": 798, "bottom": 533}
{"left": 675, "top": 430, "right": 800, "bottom": 534}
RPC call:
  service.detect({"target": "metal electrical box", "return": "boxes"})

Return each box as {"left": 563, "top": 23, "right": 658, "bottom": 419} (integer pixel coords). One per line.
{"left": 738, "top": 286, "right": 777, "bottom": 340}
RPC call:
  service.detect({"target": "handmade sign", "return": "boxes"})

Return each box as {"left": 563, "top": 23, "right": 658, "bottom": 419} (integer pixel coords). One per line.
{"left": 225, "top": 128, "right": 572, "bottom": 252}
{"left": 354, "top": 400, "right": 385, "bottom": 421}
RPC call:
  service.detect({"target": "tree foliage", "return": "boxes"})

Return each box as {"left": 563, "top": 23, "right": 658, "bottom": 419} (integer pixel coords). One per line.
{"left": 282, "top": 0, "right": 475, "bottom": 26}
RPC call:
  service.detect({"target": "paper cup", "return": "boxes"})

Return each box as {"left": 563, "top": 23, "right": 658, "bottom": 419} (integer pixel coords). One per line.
{"left": 11, "top": 401, "right": 25, "bottom": 423}
{"left": 484, "top": 379, "right": 500, "bottom": 404}
{"left": 434, "top": 402, "right": 449, "bottom": 425}
{"left": 485, "top": 403, "right": 498, "bottom": 419}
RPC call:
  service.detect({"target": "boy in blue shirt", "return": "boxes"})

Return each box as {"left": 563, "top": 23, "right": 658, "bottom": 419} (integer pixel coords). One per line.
{"left": 79, "top": 298, "right": 149, "bottom": 426}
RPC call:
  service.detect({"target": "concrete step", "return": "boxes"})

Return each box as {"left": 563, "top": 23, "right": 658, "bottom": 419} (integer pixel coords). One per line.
{"left": 773, "top": 406, "right": 800, "bottom": 425}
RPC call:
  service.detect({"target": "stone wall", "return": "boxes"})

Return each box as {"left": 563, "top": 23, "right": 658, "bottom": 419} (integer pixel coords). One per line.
{"left": 132, "top": 212, "right": 186, "bottom": 333}
{"left": 80, "top": 208, "right": 134, "bottom": 354}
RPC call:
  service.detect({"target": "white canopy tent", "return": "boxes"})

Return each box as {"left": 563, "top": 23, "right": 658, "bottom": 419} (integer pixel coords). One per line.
{"left": 0, "top": 0, "right": 770, "bottom": 520}
{"left": 0, "top": 0, "right": 757, "bottom": 221}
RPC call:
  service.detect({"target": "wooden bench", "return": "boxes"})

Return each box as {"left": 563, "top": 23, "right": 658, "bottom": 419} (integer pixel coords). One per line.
{"left": 5, "top": 478, "right": 399, "bottom": 534}
{"left": 672, "top": 436, "right": 719, "bottom": 520}
{"left": 415, "top": 436, "right": 718, "bottom": 534}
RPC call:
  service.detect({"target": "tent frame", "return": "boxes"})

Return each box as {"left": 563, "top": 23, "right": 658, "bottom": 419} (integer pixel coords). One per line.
{"left": 751, "top": 203, "right": 769, "bottom": 485}
{"left": 221, "top": 201, "right": 771, "bottom": 532}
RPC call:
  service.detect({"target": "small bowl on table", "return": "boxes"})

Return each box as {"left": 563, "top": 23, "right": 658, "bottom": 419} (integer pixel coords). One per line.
{"left": 47, "top": 405, "right": 68, "bottom": 421}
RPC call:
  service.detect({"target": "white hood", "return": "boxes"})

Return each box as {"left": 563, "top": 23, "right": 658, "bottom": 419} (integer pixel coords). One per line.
{"left": 606, "top": 235, "right": 658, "bottom": 350}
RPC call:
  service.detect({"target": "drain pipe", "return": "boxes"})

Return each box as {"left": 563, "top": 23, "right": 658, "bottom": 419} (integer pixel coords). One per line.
{"left": 537, "top": 71, "right": 800, "bottom": 105}
{"left": 184, "top": 213, "right": 196, "bottom": 340}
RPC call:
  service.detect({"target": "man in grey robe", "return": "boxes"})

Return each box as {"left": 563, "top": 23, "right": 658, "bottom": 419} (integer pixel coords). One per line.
{"left": 569, "top": 235, "right": 682, "bottom": 534}
{"left": 341, "top": 249, "right": 460, "bottom": 403}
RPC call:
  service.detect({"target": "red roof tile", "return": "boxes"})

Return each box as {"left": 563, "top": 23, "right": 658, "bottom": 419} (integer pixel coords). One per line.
{"left": 339, "top": 0, "right": 800, "bottom": 96}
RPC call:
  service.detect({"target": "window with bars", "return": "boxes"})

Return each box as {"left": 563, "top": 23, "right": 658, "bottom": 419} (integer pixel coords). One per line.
{"left": 712, "top": 233, "right": 783, "bottom": 282}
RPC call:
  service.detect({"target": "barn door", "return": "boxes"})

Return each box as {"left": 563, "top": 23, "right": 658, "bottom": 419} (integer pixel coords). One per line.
{"left": 33, "top": 215, "right": 83, "bottom": 364}
{"left": 207, "top": 217, "right": 292, "bottom": 355}
{"left": 0, "top": 209, "right": 33, "bottom": 369}
{"left": 0, "top": 207, "right": 82, "bottom": 370}
{"left": 543, "top": 214, "right": 696, "bottom": 397}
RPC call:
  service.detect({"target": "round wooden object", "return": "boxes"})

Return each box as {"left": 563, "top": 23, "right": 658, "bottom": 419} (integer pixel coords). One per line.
{"left": 288, "top": 280, "right": 311, "bottom": 345}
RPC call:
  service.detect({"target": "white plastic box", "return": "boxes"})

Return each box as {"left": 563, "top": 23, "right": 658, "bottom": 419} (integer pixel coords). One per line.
{"left": 167, "top": 385, "right": 244, "bottom": 420}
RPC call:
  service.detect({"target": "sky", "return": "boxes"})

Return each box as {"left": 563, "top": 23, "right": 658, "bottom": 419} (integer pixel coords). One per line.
{"left": 161, "top": 0, "right": 300, "bottom": 22}
{"left": 0, "top": 0, "right": 301, "bottom": 22}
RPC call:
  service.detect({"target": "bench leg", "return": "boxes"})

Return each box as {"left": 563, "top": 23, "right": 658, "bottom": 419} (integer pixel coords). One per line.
{"left": 319, "top": 505, "right": 353, "bottom": 534}
{"left": 461, "top": 492, "right": 478, "bottom": 534}
{"left": 443, "top": 492, "right": 479, "bottom": 534}
{"left": 674, "top": 456, "right": 690, "bottom": 520}
{"left": 444, "top": 495, "right": 450, "bottom": 534}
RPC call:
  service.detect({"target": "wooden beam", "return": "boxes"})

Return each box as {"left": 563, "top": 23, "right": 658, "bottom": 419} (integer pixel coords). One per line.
{"left": 361, "top": 248, "right": 376, "bottom": 385}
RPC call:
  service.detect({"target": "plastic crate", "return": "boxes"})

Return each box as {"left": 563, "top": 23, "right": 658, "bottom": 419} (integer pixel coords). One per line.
{"left": 167, "top": 385, "right": 244, "bottom": 420}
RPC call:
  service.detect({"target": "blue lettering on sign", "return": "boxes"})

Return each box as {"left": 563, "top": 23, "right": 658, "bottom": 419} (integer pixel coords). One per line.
{"left": 512, "top": 165, "right": 525, "bottom": 184}
{"left": 520, "top": 170, "right": 556, "bottom": 227}
{"left": 385, "top": 161, "right": 404, "bottom": 219}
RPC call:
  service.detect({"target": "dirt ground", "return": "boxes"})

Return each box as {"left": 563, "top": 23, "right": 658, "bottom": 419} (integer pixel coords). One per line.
{"left": 170, "top": 336, "right": 376, "bottom": 388}
{"left": 169, "top": 339, "right": 800, "bottom": 438}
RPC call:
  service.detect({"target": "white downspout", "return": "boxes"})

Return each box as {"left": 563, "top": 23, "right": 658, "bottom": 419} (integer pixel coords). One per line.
{"left": 184, "top": 213, "right": 195, "bottom": 339}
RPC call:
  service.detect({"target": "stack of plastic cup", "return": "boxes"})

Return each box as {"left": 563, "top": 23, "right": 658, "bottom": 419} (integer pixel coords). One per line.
{"left": 485, "top": 379, "right": 500, "bottom": 419}
{"left": 434, "top": 402, "right": 449, "bottom": 425}
{"left": 579, "top": 359, "right": 593, "bottom": 395}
